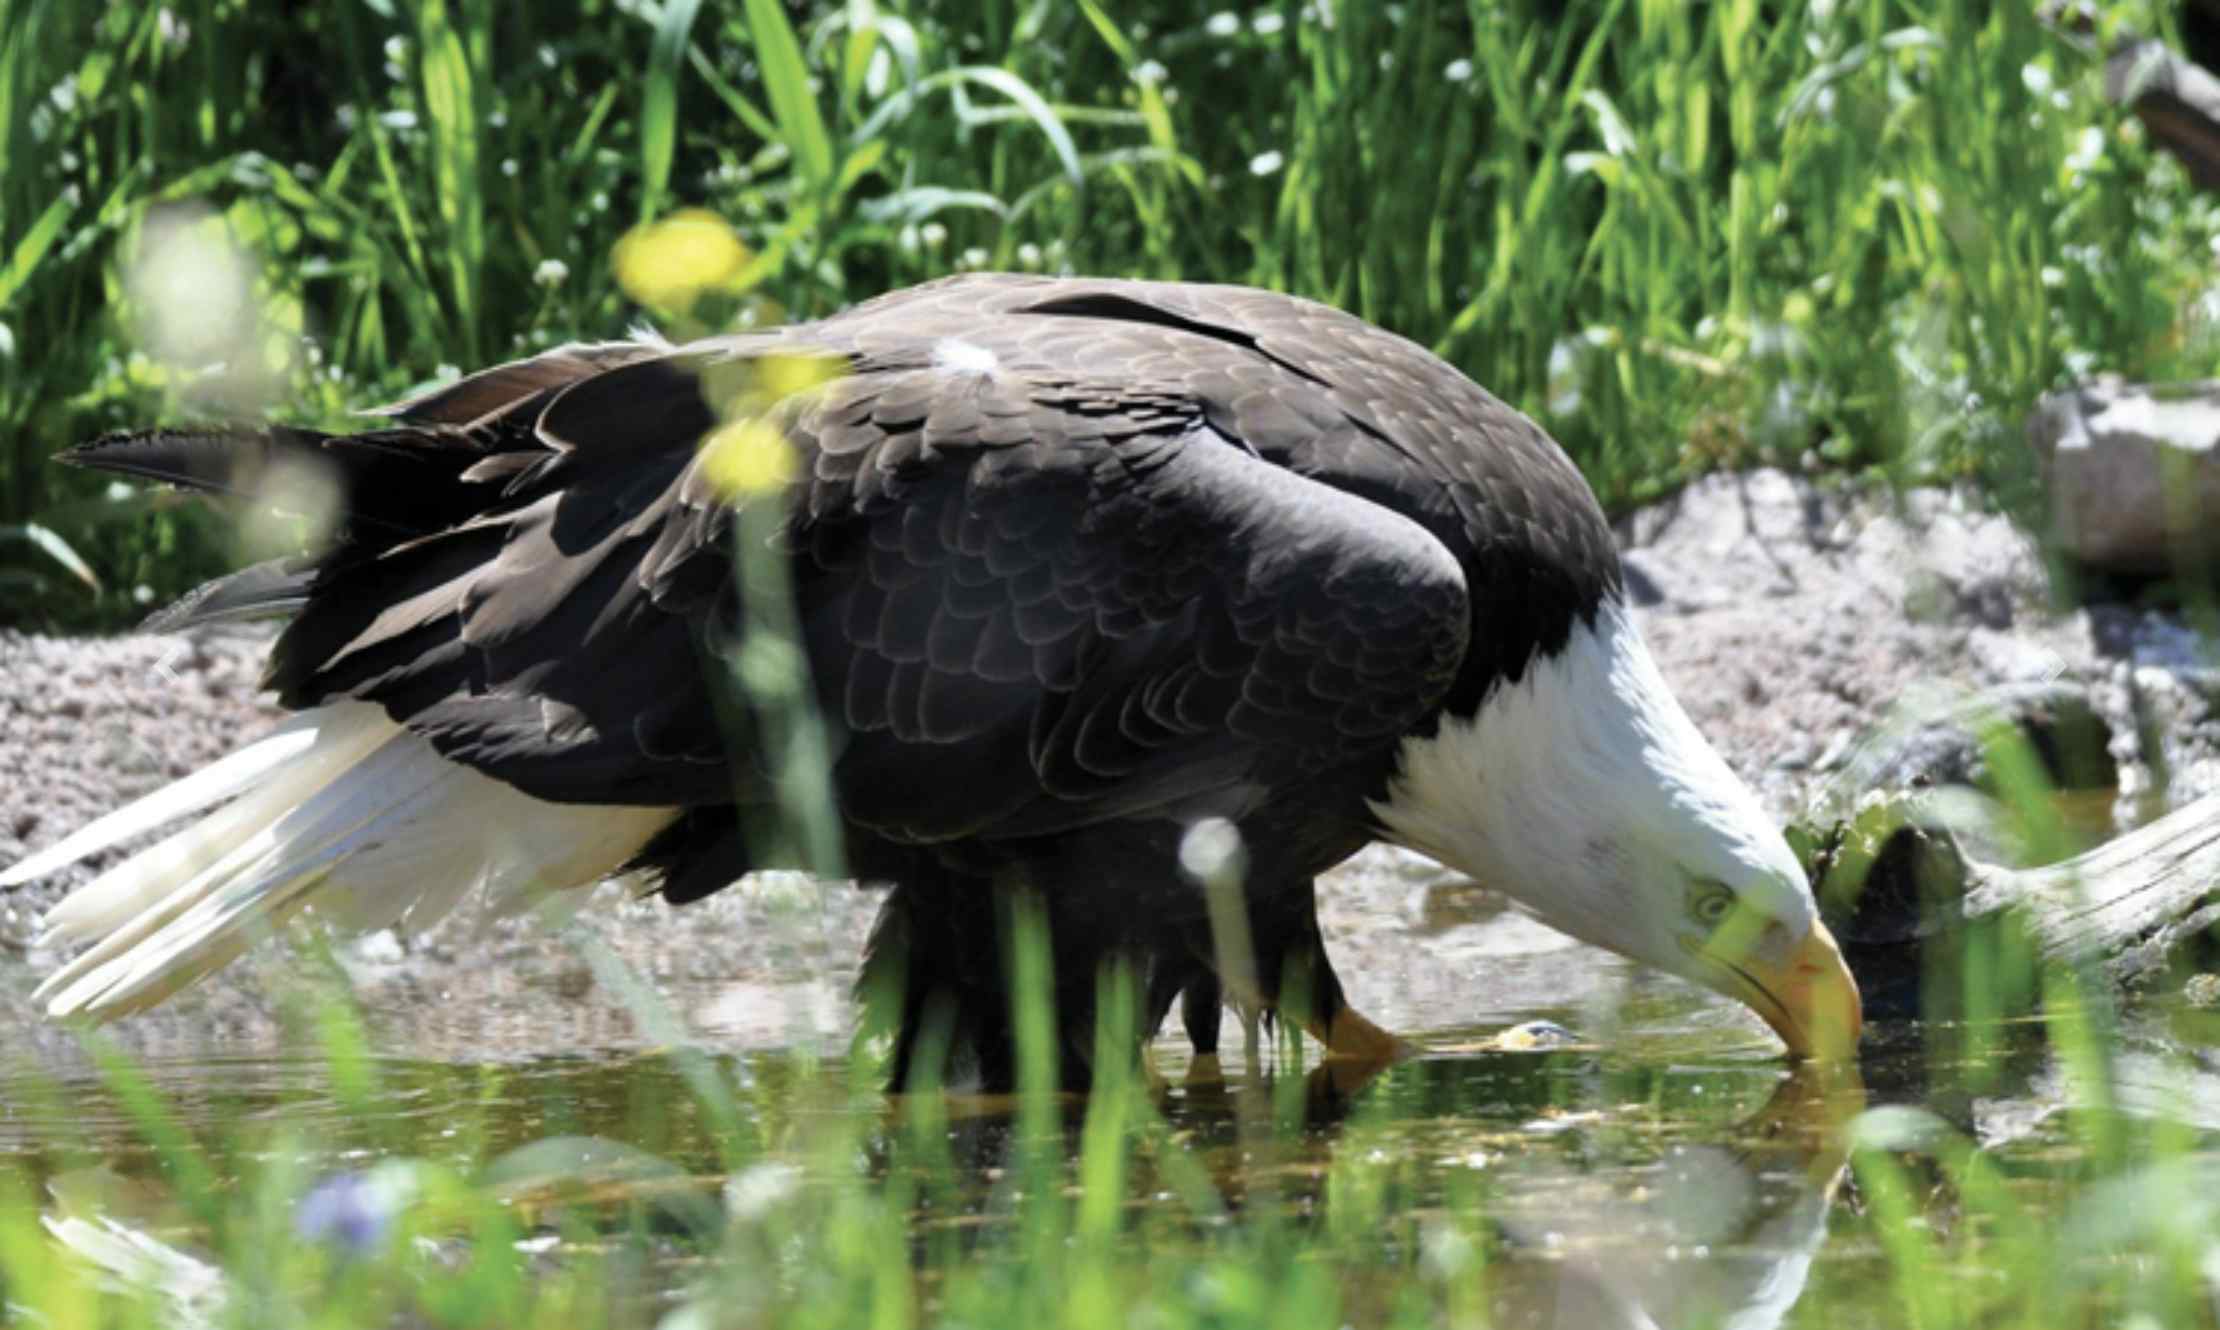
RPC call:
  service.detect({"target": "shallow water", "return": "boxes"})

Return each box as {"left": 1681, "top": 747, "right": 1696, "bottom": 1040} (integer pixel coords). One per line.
{"left": 7, "top": 964, "right": 2202, "bottom": 1330}
{"left": 1, "top": 827, "right": 2210, "bottom": 1328}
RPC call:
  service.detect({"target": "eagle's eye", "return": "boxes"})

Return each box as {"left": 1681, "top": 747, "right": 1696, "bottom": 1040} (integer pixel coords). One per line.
{"left": 1686, "top": 879, "right": 1735, "bottom": 929}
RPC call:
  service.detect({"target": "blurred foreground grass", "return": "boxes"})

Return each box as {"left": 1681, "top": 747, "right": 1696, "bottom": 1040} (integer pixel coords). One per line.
{"left": 7, "top": 909, "right": 2220, "bottom": 1330}
{"left": 4, "top": 0, "right": 2219, "bottom": 624}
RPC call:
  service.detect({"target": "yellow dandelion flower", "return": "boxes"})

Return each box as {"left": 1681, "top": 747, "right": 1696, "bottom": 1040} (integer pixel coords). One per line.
{"left": 615, "top": 209, "right": 750, "bottom": 313}
{"left": 700, "top": 417, "right": 798, "bottom": 498}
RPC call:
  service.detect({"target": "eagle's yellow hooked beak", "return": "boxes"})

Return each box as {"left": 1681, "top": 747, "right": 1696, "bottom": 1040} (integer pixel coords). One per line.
{"left": 1727, "top": 921, "right": 1864, "bottom": 1062}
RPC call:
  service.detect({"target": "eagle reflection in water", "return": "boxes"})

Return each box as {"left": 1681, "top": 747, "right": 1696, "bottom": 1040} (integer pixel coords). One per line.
{"left": 1477, "top": 1065, "right": 1859, "bottom": 1330}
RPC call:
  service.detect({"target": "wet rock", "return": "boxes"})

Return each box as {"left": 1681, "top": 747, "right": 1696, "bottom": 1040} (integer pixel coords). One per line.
{"left": 1820, "top": 681, "right": 2117, "bottom": 803}
{"left": 2104, "top": 38, "right": 2220, "bottom": 192}
{"left": 2028, "top": 378, "right": 2220, "bottom": 575}
{"left": 1797, "top": 793, "right": 1978, "bottom": 1021}
{"left": 1802, "top": 783, "right": 2220, "bottom": 1022}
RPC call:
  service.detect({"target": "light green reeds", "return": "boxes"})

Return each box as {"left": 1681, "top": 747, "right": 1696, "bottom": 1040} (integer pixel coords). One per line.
{"left": 2, "top": 1, "right": 2213, "bottom": 624}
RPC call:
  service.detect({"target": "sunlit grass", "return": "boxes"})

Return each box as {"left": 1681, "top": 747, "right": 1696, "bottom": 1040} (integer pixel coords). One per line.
{"left": 4, "top": 1, "right": 2216, "bottom": 624}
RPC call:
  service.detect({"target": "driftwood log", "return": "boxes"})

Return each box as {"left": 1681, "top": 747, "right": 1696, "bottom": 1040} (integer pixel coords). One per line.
{"left": 2043, "top": 0, "right": 2220, "bottom": 191}
{"left": 1811, "top": 790, "right": 2220, "bottom": 1020}
{"left": 2107, "top": 39, "right": 2220, "bottom": 190}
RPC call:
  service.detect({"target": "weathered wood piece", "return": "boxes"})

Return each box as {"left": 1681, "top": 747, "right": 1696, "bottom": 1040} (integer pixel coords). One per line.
{"left": 2044, "top": 2, "right": 2220, "bottom": 187}
{"left": 2108, "top": 38, "right": 2220, "bottom": 188}
{"left": 1812, "top": 791, "right": 2220, "bottom": 1018}
{"left": 1964, "top": 791, "right": 2220, "bottom": 985}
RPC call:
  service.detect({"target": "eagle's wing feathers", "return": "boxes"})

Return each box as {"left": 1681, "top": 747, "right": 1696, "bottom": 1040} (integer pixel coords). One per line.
{"left": 263, "top": 352, "right": 737, "bottom": 806}
{"left": 70, "top": 284, "right": 1485, "bottom": 848}
{"left": 780, "top": 361, "right": 1470, "bottom": 845}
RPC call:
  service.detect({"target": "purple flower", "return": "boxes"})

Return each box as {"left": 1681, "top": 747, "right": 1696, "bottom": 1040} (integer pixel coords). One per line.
{"left": 295, "top": 1166, "right": 413, "bottom": 1256}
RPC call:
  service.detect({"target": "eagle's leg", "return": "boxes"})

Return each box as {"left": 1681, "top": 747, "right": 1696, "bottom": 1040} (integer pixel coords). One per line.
{"left": 1246, "top": 898, "right": 1407, "bottom": 1067}
{"left": 1179, "top": 968, "right": 1225, "bottom": 1058}
{"left": 1145, "top": 880, "right": 1408, "bottom": 1074}
{"left": 860, "top": 875, "right": 1016, "bottom": 1092}
{"left": 858, "top": 853, "right": 1406, "bottom": 1094}
{"left": 861, "top": 867, "right": 1181, "bottom": 1094}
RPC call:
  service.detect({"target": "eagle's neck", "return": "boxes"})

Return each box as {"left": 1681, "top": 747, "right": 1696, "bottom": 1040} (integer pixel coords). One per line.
{"left": 1368, "top": 597, "right": 1785, "bottom": 960}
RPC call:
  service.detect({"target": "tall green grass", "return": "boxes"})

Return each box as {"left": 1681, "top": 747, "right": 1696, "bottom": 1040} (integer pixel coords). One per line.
{"left": 1, "top": 1, "right": 2212, "bottom": 625}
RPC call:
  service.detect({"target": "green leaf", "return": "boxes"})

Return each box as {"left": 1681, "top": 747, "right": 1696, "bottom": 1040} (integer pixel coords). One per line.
{"left": 857, "top": 186, "right": 1008, "bottom": 225}
{"left": 0, "top": 195, "right": 72, "bottom": 310}
{"left": 688, "top": 45, "right": 781, "bottom": 144}
{"left": 832, "top": 138, "right": 888, "bottom": 201}
{"left": 1073, "top": 0, "right": 1135, "bottom": 65}
{"left": 746, "top": 0, "right": 834, "bottom": 192}
{"left": 640, "top": 0, "right": 707, "bottom": 221}
{"left": 852, "top": 67, "right": 1081, "bottom": 189}
{"left": 413, "top": 0, "right": 485, "bottom": 355}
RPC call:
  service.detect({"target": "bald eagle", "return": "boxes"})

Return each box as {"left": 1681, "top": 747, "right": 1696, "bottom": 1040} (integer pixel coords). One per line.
{"left": 3, "top": 275, "right": 1860, "bottom": 1087}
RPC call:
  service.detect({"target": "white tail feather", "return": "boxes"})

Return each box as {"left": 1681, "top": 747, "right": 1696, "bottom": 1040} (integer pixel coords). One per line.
{"left": 8, "top": 702, "right": 678, "bottom": 1020}
{"left": 37, "top": 705, "right": 396, "bottom": 945}
{"left": 0, "top": 710, "right": 332, "bottom": 891}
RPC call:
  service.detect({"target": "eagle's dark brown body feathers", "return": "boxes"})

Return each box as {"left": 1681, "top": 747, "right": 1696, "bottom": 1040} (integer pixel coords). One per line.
{"left": 30, "top": 275, "right": 1631, "bottom": 1085}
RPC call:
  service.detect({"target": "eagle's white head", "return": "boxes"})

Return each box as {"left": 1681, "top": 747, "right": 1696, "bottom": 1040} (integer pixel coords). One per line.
{"left": 1372, "top": 598, "right": 1862, "bottom": 1058}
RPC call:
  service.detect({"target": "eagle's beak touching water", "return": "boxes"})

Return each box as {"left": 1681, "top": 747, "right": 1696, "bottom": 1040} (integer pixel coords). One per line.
{"left": 1700, "top": 918, "right": 1863, "bottom": 1062}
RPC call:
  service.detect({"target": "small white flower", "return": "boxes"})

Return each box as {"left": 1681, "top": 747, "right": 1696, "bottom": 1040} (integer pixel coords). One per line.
{"left": 1444, "top": 57, "right": 1472, "bottom": 83}
{"left": 1248, "top": 149, "right": 1284, "bottom": 177}
{"left": 1016, "top": 242, "right": 1042, "bottom": 270}
{"left": 532, "top": 258, "right": 569, "bottom": 288}
{"left": 1206, "top": 11, "right": 1240, "bottom": 37}
{"left": 919, "top": 221, "right": 947, "bottom": 249}
{"left": 2066, "top": 125, "right": 2105, "bottom": 174}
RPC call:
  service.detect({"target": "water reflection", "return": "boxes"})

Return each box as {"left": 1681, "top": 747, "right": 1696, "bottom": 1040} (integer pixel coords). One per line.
{"left": 1479, "top": 1065, "right": 1860, "bottom": 1330}
{"left": 869, "top": 1043, "right": 1862, "bottom": 1330}
{"left": 3, "top": 1026, "right": 1872, "bottom": 1330}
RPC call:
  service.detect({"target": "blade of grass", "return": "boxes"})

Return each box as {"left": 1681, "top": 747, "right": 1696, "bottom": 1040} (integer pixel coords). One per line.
{"left": 639, "top": 0, "right": 707, "bottom": 222}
